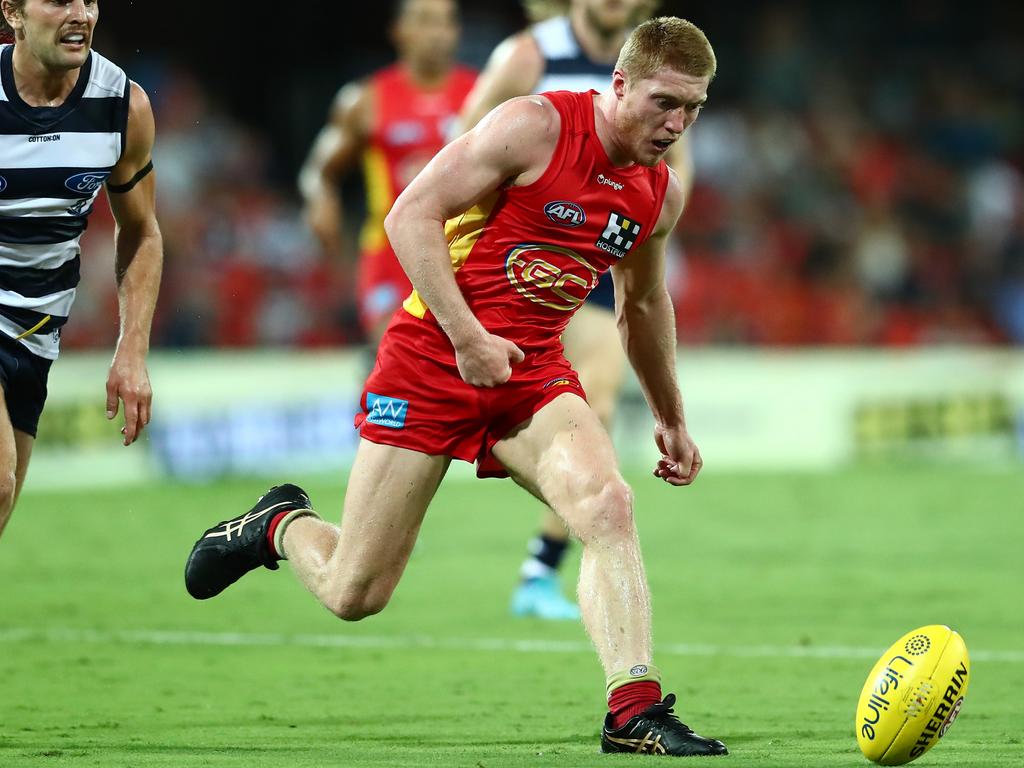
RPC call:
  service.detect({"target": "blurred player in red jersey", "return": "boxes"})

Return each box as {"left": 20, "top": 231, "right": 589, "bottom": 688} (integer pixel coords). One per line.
{"left": 187, "top": 17, "right": 727, "bottom": 757}
{"left": 459, "top": 0, "right": 695, "bottom": 621}
{"left": 299, "top": 0, "right": 475, "bottom": 345}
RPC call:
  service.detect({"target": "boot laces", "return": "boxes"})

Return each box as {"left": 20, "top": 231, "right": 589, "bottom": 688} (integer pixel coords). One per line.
{"left": 643, "top": 694, "right": 694, "bottom": 734}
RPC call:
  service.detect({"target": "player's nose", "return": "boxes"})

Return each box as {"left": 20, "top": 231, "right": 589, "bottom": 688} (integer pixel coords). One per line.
{"left": 66, "top": 0, "right": 88, "bottom": 21}
{"left": 664, "top": 109, "right": 686, "bottom": 135}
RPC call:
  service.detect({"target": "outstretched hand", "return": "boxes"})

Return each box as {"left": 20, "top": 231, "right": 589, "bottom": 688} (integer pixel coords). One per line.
{"left": 653, "top": 424, "right": 702, "bottom": 486}
{"left": 106, "top": 349, "right": 152, "bottom": 446}
{"left": 455, "top": 332, "right": 525, "bottom": 387}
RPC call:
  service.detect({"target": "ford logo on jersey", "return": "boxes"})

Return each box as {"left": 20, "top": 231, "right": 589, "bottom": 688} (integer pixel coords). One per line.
{"left": 0, "top": 176, "right": 7, "bottom": 193}
{"left": 544, "top": 201, "right": 586, "bottom": 227}
{"left": 64, "top": 171, "right": 111, "bottom": 194}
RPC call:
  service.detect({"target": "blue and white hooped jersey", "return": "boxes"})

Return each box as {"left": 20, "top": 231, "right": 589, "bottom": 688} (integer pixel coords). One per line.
{"left": 531, "top": 16, "right": 628, "bottom": 311}
{"left": 531, "top": 15, "right": 615, "bottom": 95}
{"left": 0, "top": 44, "right": 129, "bottom": 359}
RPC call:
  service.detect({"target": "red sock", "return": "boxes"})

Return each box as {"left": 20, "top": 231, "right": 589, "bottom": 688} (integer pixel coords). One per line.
{"left": 608, "top": 680, "right": 663, "bottom": 730}
{"left": 266, "top": 510, "right": 295, "bottom": 560}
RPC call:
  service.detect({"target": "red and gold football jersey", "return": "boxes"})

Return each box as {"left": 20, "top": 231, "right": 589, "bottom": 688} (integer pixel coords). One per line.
{"left": 360, "top": 63, "right": 477, "bottom": 254}
{"left": 403, "top": 90, "right": 670, "bottom": 354}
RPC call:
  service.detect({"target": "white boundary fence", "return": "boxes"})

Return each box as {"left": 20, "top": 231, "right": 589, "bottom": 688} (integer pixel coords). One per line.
{"left": 31, "top": 348, "right": 1024, "bottom": 489}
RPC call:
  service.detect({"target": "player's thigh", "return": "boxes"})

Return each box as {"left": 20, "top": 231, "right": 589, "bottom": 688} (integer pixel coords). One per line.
{"left": 561, "top": 304, "right": 626, "bottom": 404}
{"left": 331, "top": 438, "right": 450, "bottom": 582}
{"left": 492, "top": 393, "right": 627, "bottom": 538}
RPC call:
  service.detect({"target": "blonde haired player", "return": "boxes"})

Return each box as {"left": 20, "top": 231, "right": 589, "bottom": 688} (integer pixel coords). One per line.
{"left": 187, "top": 16, "right": 726, "bottom": 757}
{"left": 459, "top": 0, "right": 694, "bottom": 620}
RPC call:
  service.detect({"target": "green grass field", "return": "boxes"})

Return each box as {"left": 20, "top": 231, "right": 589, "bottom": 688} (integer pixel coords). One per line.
{"left": 1, "top": 467, "right": 1022, "bottom": 767}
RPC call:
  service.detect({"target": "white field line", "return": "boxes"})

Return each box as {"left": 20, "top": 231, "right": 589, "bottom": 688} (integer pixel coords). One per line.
{"left": 0, "top": 626, "right": 1022, "bottom": 663}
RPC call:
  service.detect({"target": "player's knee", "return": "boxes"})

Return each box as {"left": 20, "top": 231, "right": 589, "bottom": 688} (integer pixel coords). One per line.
{"left": 325, "top": 584, "right": 391, "bottom": 622}
{"left": 573, "top": 477, "right": 634, "bottom": 542}
{"left": 326, "top": 593, "right": 382, "bottom": 622}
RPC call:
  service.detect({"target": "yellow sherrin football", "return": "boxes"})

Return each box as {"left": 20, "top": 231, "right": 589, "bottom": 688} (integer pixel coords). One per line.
{"left": 856, "top": 625, "right": 969, "bottom": 765}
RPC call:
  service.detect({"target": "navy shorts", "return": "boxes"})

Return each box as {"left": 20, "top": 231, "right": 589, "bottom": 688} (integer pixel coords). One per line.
{"left": 588, "top": 271, "right": 615, "bottom": 310}
{"left": 0, "top": 334, "right": 52, "bottom": 437}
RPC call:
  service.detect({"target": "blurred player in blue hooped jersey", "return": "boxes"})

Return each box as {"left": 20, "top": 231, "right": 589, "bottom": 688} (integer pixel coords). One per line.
{"left": 459, "top": 0, "right": 694, "bottom": 621}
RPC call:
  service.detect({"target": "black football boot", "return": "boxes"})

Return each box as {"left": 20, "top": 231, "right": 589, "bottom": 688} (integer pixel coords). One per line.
{"left": 184, "top": 484, "right": 314, "bottom": 599}
{"left": 601, "top": 694, "right": 728, "bottom": 756}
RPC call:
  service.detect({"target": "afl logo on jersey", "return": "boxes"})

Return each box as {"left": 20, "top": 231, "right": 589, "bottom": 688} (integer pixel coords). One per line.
{"left": 506, "top": 243, "right": 599, "bottom": 312}
{"left": 544, "top": 201, "right": 586, "bottom": 228}
{"left": 0, "top": 176, "right": 7, "bottom": 193}
{"left": 64, "top": 171, "right": 111, "bottom": 194}
{"left": 386, "top": 120, "right": 427, "bottom": 146}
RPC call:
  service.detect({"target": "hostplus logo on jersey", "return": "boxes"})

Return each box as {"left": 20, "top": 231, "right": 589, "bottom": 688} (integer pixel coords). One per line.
{"left": 366, "top": 392, "right": 409, "bottom": 429}
{"left": 544, "top": 200, "right": 586, "bottom": 227}
{"left": 65, "top": 171, "right": 110, "bottom": 194}
{"left": 595, "top": 211, "right": 641, "bottom": 259}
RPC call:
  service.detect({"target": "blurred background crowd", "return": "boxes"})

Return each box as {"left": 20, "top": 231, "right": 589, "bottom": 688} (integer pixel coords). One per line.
{"left": 70, "top": 0, "right": 1024, "bottom": 350}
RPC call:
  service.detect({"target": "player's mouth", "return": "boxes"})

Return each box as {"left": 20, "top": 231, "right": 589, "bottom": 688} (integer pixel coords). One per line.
{"left": 58, "top": 31, "right": 89, "bottom": 51}
{"left": 652, "top": 138, "right": 675, "bottom": 152}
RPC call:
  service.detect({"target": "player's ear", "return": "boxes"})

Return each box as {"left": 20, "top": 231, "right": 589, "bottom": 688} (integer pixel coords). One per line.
{"left": 1, "top": 0, "right": 23, "bottom": 32}
{"left": 612, "top": 70, "right": 627, "bottom": 100}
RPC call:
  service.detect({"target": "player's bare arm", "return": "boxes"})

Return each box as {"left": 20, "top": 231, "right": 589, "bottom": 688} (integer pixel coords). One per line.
{"left": 105, "top": 81, "right": 162, "bottom": 447}
{"left": 457, "top": 32, "right": 543, "bottom": 132}
{"left": 385, "top": 96, "right": 559, "bottom": 386}
{"left": 611, "top": 168, "right": 700, "bottom": 485}
{"left": 298, "top": 82, "right": 371, "bottom": 258}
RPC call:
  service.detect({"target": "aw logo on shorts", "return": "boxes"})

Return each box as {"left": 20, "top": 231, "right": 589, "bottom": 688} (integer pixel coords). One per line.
{"left": 505, "top": 243, "right": 599, "bottom": 312}
{"left": 366, "top": 392, "right": 409, "bottom": 429}
{"left": 544, "top": 200, "right": 586, "bottom": 228}
{"left": 0, "top": 176, "right": 7, "bottom": 193}
{"left": 596, "top": 211, "right": 641, "bottom": 259}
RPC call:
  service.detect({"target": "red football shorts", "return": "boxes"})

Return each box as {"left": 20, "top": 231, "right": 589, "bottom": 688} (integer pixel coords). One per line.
{"left": 355, "top": 311, "right": 587, "bottom": 478}
{"left": 357, "top": 246, "right": 413, "bottom": 332}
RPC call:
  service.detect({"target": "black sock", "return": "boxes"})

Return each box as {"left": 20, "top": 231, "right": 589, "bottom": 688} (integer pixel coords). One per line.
{"left": 521, "top": 534, "right": 570, "bottom": 580}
